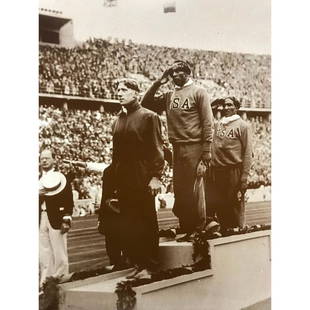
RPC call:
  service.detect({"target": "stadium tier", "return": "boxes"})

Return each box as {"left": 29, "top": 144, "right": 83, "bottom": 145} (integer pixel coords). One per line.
{"left": 39, "top": 38, "right": 271, "bottom": 109}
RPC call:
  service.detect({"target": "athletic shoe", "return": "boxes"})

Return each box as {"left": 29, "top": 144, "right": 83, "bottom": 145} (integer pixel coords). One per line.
{"left": 176, "top": 232, "right": 195, "bottom": 242}
{"left": 132, "top": 268, "right": 152, "bottom": 280}
{"left": 126, "top": 266, "right": 142, "bottom": 279}
{"left": 205, "top": 220, "right": 221, "bottom": 233}
{"left": 112, "top": 263, "right": 132, "bottom": 271}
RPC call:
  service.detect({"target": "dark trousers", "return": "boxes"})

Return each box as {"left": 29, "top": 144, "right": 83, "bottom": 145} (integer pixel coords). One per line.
{"left": 119, "top": 189, "right": 159, "bottom": 270}
{"left": 206, "top": 165, "right": 242, "bottom": 230}
{"left": 172, "top": 142, "right": 205, "bottom": 233}
{"left": 101, "top": 212, "right": 124, "bottom": 266}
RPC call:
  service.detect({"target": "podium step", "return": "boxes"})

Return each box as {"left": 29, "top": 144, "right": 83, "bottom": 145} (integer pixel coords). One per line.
{"left": 67, "top": 201, "right": 270, "bottom": 273}
{"left": 59, "top": 230, "right": 271, "bottom": 310}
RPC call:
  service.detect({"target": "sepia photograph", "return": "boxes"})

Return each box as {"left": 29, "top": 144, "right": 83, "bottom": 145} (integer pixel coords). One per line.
{"left": 5, "top": 0, "right": 310, "bottom": 309}
{"left": 36, "top": 0, "right": 272, "bottom": 309}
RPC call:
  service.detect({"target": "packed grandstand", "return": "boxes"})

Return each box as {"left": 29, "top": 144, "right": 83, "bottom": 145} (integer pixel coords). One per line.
{"left": 39, "top": 38, "right": 271, "bottom": 205}
{"left": 39, "top": 38, "right": 271, "bottom": 108}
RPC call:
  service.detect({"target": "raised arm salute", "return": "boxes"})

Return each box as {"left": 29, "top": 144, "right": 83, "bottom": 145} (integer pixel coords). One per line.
{"left": 142, "top": 60, "right": 214, "bottom": 241}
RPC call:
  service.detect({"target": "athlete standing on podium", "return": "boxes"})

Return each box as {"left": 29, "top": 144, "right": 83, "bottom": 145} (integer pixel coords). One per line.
{"left": 141, "top": 60, "right": 214, "bottom": 241}
{"left": 112, "top": 78, "right": 165, "bottom": 279}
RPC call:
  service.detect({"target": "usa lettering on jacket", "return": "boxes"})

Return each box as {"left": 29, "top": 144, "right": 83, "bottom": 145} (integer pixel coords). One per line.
{"left": 170, "top": 97, "right": 192, "bottom": 110}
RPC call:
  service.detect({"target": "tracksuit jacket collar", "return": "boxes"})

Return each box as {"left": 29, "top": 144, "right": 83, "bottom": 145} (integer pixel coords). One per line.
{"left": 220, "top": 114, "right": 240, "bottom": 125}
{"left": 174, "top": 79, "right": 194, "bottom": 89}
{"left": 119, "top": 99, "right": 141, "bottom": 115}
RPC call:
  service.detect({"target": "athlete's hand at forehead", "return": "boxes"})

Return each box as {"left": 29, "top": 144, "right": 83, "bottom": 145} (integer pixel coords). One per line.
{"left": 158, "top": 69, "right": 171, "bottom": 85}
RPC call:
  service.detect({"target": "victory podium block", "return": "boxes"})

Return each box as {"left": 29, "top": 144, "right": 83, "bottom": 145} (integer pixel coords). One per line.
{"left": 59, "top": 230, "right": 271, "bottom": 310}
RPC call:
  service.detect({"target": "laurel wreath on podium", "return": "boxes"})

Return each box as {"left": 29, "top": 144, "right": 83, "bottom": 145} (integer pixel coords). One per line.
{"left": 39, "top": 277, "right": 60, "bottom": 310}
{"left": 39, "top": 267, "right": 112, "bottom": 310}
{"left": 114, "top": 224, "right": 271, "bottom": 310}
{"left": 39, "top": 224, "right": 271, "bottom": 310}
{"left": 114, "top": 231, "right": 212, "bottom": 310}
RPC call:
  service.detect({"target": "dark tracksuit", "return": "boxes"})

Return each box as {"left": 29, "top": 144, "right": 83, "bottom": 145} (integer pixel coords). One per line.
{"left": 141, "top": 81, "right": 213, "bottom": 233}
{"left": 112, "top": 101, "right": 164, "bottom": 270}
{"left": 98, "top": 165, "right": 124, "bottom": 266}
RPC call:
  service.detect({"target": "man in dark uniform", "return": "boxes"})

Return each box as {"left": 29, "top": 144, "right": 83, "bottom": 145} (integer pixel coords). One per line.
{"left": 98, "top": 164, "right": 128, "bottom": 271}
{"left": 112, "top": 78, "right": 165, "bottom": 278}
{"left": 65, "top": 160, "right": 127, "bottom": 271}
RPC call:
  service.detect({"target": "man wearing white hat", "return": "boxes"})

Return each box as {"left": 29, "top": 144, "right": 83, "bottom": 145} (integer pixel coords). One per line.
{"left": 39, "top": 149, "right": 74, "bottom": 290}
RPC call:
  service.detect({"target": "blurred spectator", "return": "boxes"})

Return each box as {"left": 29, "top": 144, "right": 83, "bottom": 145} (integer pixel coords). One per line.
{"left": 39, "top": 105, "right": 116, "bottom": 201}
{"left": 247, "top": 116, "right": 271, "bottom": 188}
{"left": 72, "top": 185, "right": 79, "bottom": 201}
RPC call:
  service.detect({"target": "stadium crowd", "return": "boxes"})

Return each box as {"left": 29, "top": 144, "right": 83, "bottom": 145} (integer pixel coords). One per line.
{"left": 39, "top": 38, "right": 270, "bottom": 108}
{"left": 39, "top": 38, "right": 271, "bottom": 216}
{"left": 247, "top": 116, "right": 271, "bottom": 189}
{"left": 39, "top": 105, "right": 271, "bottom": 206}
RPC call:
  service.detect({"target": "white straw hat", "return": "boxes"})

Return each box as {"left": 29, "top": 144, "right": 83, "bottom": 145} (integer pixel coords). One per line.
{"left": 39, "top": 171, "right": 67, "bottom": 196}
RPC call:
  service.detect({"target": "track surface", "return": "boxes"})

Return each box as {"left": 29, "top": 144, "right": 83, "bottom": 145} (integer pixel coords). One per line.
{"left": 68, "top": 201, "right": 271, "bottom": 272}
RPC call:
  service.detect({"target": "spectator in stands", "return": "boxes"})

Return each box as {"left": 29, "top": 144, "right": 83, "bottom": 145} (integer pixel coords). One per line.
{"left": 39, "top": 149, "right": 74, "bottom": 292}
{"left": 72, "top": 184, "right": 79, "bottom": 201}
{"left": 39, "top": 39, "right": 271, "bottom": 108}
{"left": 142, "top": 60, "right": 213, "bottom": 242}
{"left": 39, "top": 104, "right": 270, "bottom": 197}
{"left": 39, "top": 106, "right": 117, "bottom": 199}
{"left": 112, "top": 78, "right": 164, "bottom": 279}
{"left": 208, "top": 97, "right": 253, "bottom": 231}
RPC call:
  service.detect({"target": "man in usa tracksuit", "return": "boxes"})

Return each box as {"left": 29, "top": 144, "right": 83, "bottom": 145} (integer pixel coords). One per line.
{"left": 208, "top": 97, "right": 253, "bottom": 231}
{"left": 142, "top": 60, "right": 213, "bottom": 241}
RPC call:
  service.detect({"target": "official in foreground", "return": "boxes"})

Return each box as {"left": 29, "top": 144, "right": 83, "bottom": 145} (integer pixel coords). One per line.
{"left": 39, "top": 149, "right": 74, "bottom": 290}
